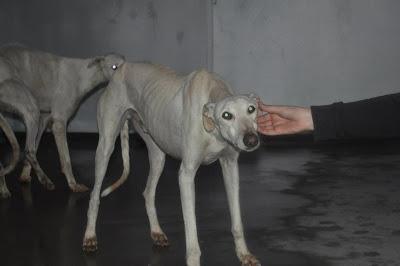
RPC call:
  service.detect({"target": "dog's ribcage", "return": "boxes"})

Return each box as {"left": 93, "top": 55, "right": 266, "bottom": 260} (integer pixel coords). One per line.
{"left": 129, "top": 63, "right": 187, "bottom": 159}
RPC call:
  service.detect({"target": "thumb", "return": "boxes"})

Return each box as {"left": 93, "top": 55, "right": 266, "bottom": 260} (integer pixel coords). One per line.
{"left": 258, "top": 104, "right": 288, "bottom": 114}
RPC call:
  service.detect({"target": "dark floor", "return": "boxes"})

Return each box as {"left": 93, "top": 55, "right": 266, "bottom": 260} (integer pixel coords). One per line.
{"left": 1, "top": 134, "right": 400, "bottom": 266}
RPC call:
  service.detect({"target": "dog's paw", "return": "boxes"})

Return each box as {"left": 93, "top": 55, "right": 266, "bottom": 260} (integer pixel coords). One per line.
{"left": 70, "top": 183, "right": 89, "bottom": 193}
{"left": 19, "top": 175, "right": 32, "bottom": 183}
{"left": 37, "top": 175, "right": 55, "bottom": 190}
{"left": 151, "top": 231, "right": 169, "bottom": 247}
{"left": 44, "top": 180, "right": 55, "bottom": 190}
{"left": 0, "top": 188, "right": 11, "bottom": 199}
{"left": 83, "top": 236, "right": 98, "bottom": 252}
{"left": 240, "top": 254, "right": 261, "bottom": 266}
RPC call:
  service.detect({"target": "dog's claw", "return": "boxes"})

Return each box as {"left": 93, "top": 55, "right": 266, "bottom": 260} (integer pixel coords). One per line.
{"left": 83, "top": 236, "right": 98, "bottom": 252}
{"left": 70, "top": 183, "right": 89, "bottom": 193}
{"left": 151, "top": 232, "right": 169, "bottom": 247}
{"left": 240, "top": 254, "right": 261, "bottom": 266}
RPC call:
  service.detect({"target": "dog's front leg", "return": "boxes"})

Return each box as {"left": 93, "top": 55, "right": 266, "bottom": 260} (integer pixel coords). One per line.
{"left": 179, "top": 162, "right": 201, "bottom": 266}
{"left": 52, "top": 119, "right": 88, "bottom": 192}
{"left": 220, "top": 153, "right": 260, "bottom": 266}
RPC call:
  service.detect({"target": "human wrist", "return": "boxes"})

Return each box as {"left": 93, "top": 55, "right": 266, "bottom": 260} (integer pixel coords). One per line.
{"left": 303, "top": 107, "right": 314, "bottom": 131}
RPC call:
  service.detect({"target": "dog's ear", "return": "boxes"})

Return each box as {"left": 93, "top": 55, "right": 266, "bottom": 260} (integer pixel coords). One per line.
{"left": 202, "top": 102, "right": 216, "bottom": 133}
{"left": 245, "top": 93, "right": 260, "bottom": 111}
{"left": 87, "top": 56, "right": 104, "bottom": 68}
{"left": 246, "top": 93, "right": 259, "bottom": 102}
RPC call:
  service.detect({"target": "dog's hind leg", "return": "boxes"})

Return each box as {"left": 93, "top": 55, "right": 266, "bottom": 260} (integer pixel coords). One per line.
{"left": 23, "top": 108, "right": 54, "bottom": 190}
{"left": 0, "top": 176, "right": 10, "bottom": 198}
{"left": 51, "top": 118, "right": 89, "bottom": 192}
{"left": 219, "top": 151, "right": 260, "bottom": 266}
{"left": 0, "top": 164, "right": 10, "bottom": 198}
{"left": 83, "top": 99, "right": 127, "bottom": 252}
{"left": 0, "top": 111, "right": 20, "bottom": 198}
{"left": 20, "top": 114, "right": 51, "bottom": 183}
{"left": 0, "top": 79, "right": 54, "bottom": 190}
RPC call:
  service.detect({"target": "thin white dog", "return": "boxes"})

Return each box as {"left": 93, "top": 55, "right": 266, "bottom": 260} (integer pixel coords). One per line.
{"left": 0, "top": 44, "right": 125, "bottom": 192}
{"left": 83, "top": 63, "right": 261, "bottom": 266}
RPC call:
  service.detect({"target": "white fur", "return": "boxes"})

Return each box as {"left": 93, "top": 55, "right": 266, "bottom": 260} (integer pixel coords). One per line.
{"left": 83, "top": 63, "right": 261, "bottom": 266}
{"left": 0, "top": 44, "right": 125, "bottom": 193}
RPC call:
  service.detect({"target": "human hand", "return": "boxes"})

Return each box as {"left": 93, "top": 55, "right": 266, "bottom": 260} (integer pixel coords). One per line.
{"left": 257, "top": 100, "right": 314, "bottom": 136}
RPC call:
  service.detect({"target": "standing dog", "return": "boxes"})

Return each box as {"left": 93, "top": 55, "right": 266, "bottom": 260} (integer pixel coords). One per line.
{"left": 83, "top": 63, "right": 261, "bottom": 266}
{"left": 0, "top": 44, "right": 124, "bottom": 192}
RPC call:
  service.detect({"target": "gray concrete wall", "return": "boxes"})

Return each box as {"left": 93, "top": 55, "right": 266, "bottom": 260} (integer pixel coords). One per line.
{"left": 3, "top": 0, "right": 400, "bottom": 132}
{"left": 214, "top": 0, "right": 400, "bottom": 106}
{"left": 0, "top": 0, "right": 210, "bottom": 132}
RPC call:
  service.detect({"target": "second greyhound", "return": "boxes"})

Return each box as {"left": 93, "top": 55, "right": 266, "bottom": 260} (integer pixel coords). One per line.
{"left": 0, "top": 44, "right": 125, "bottom": 192}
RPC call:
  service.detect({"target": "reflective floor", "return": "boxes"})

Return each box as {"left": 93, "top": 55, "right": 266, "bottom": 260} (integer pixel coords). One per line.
{"left": 1, "top": 134, "right": 400, "bottom": 266}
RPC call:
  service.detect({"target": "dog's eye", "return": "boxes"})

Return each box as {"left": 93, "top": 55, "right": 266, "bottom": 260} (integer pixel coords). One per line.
{"left": 112, "top": 64, "right": 118, "bottom": 70}
{"left": 222, "top": 112, "right": 233, "bottom": 120}
{"left": 248, "top": 105, "right": 256, "bottom": 114}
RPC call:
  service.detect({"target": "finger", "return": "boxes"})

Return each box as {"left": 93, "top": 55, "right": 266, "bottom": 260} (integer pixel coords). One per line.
{"left": 259, "top": 123, "right": 294, "bottom": 136}
{"left": 256, "top": 113, "right": 269, "bottom": 118}
{"left": 258, "top": 103, "right": 285, "bottom": 112}
{"left": 258, "top": 105, "right": 295, "bottom": 119}
{"left": 259, "top": 115, "right": 283, "bottom": 123}
{"left": 257, "top": 125, "right": 275, "bottom": 133}
{"left": 257, "top": 126, "right": 281, "bottom": 136}
{"left": 256, "top": 115, "right": 270, "bottom": 123}
{"left": 258, "top": 117, "right": 284, "bottom": 127}
{"left": 257, "top": 101, "right": 270, "bottom": 111}
{"left": 258, "top": 124, "right": 274, "bottom": 130}
{"left": 258, "top": 121, "right": 273, "bottom": 128}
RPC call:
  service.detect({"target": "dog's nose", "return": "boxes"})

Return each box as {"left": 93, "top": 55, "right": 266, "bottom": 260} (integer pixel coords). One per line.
{"left": 243, "top": 132, "right": 259, "bottom": 148}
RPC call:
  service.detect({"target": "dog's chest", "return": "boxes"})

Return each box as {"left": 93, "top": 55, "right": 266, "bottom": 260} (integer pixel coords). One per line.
{"left": 202, "top": 152, "right": 222, "bottom": 165}
{"left": 202, "top": 139, "right": 227, "bottom": 165}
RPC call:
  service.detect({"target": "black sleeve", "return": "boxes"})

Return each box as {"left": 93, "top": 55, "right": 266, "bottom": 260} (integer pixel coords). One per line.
{"left": 310, "top": 93, "right": 400, "bottom": 141}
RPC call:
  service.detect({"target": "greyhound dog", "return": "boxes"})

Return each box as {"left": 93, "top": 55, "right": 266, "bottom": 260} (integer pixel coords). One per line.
{"left": 0, "top": 44, "right": 125, "bottom": 192}
{"left": 83, "top": 62, "right": 261, "bottom": 266}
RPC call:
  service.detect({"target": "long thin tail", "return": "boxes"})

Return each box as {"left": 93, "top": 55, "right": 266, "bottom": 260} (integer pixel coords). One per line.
{"left": 0, "top": 113, "right": 20, "bottom": 176}
{"left": 101, "top": 119, "right": 130, "bottom": 197}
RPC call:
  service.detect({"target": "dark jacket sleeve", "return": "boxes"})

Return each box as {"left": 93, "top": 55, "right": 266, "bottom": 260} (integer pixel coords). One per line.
{"left": 310, "top": 93, "right": 400, "bottom": 141}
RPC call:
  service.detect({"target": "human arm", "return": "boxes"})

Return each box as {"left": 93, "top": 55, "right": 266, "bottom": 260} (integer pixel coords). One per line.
{"left": 257, "top": 93, "right": 400, "bottom": 141}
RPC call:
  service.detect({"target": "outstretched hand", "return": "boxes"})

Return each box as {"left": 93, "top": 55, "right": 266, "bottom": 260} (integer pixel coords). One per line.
{"left": 257, "top": 100, "right": 314, "bottom": 136}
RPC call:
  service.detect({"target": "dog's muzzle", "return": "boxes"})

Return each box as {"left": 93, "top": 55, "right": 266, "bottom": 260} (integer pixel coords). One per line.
{"left": 243, "top": 132, "right": 259, "bottom": 148}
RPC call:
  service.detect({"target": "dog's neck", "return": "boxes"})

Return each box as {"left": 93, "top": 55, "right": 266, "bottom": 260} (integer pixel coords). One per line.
{"left": 74, "top": 58, "right": 107, "bottom": 96}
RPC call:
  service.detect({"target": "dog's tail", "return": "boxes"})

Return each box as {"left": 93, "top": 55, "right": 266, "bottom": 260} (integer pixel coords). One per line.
{"left": 101, "top": 119, "right": 130, "bottom": 197}
{"left": 0, "top": 113, "right": 20, "bottom": 176}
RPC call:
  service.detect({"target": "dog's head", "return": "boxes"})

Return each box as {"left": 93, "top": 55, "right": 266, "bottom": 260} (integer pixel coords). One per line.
{"left": 87, "top": 53, "right": 125, "bottom": 79}
{"left": 203, "top": 93, "right": 260, "bottom": 152}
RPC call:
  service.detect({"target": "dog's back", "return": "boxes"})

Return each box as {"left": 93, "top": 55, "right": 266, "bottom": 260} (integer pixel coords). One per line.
{"left": 118, "top": 63, "right": 233, "bottom": 160}
{"left": 0, "top": 44, "right": 61, "bottom": 92}
{"left": 123, "top": 63, "right": 187, "bottom": 157}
